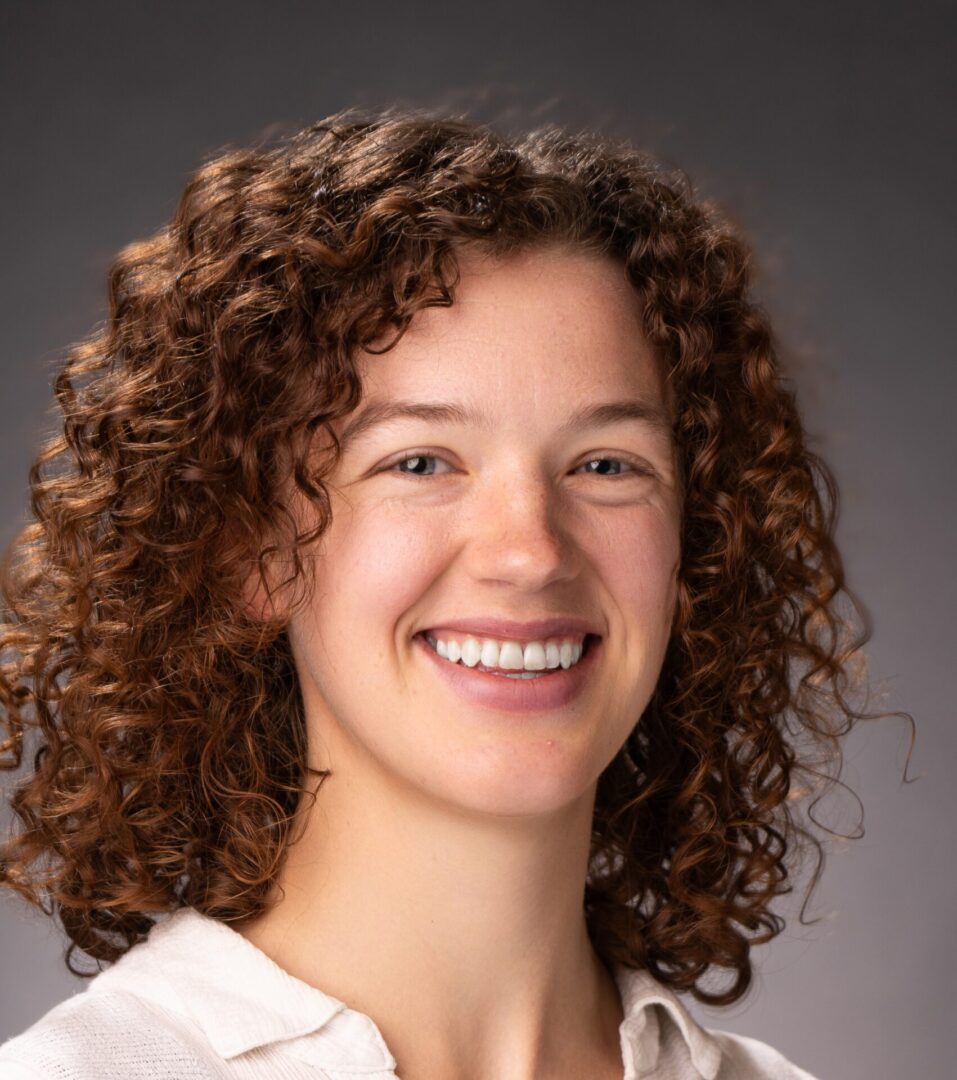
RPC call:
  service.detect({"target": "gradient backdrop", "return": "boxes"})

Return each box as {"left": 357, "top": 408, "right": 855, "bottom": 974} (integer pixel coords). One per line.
{"left": 1, "top": 3, "right": 953, "bottom": 1078}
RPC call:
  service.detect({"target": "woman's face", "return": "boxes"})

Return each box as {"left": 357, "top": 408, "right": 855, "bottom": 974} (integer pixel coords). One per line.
{"left": 287, "top": 246, "right": 682, "bottom": 817}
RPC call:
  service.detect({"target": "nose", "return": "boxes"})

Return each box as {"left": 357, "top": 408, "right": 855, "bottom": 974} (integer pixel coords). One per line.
{"left": 460, "top": 466, "right": 581, "bottom": 591}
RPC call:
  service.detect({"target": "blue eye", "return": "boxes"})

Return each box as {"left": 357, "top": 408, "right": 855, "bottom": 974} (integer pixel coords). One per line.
{"left": 579, "top": 458, "right": 651, "bottom": 478}
{"left": 385, "top": 453, "right": 652, "bottom": 479}
{"left": 391, "top": 454, "right": 449, "bottom": 477}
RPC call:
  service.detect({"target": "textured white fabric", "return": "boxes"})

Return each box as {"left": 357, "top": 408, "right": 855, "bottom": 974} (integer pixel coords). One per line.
{"left": 0, "top": 906, "right": 819, "bottom": 1078}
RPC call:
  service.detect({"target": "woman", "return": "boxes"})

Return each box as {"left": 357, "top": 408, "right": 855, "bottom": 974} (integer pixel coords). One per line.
{"left": 0, "top": 105, "right": 883, "bottom": 1078}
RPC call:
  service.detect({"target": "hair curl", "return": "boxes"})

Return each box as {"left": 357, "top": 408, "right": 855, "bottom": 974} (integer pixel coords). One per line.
{"left": 0, "top": 104, "right": 912, "bottom": 1006}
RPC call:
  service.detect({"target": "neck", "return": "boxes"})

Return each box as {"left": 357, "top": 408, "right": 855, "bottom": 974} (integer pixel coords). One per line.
{"left": 235, "top": 713, "right": 625, "bottom": 1080}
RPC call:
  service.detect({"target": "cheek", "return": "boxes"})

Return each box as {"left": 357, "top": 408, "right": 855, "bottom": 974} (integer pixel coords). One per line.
{"left": 594, "top": 510, "right": 681, "bottom": 625}
{"left": 317, "top": 503, "right": 446, "bottom": 638}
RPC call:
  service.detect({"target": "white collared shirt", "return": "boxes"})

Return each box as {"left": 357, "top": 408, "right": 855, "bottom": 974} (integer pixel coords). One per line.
{"left": 0, "top": 907, "right": 818, "bottom": 1079}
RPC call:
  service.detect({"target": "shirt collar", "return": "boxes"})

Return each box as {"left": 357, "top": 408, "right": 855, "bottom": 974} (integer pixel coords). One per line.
{"left": 91, "top": 907, "right": 721, "bottom": 1077}
{"left": 612, "top": 961, "right": 723, "bottom": 1079}
{"left": 92, "top": 907, "right": 396, "bottom": 1070}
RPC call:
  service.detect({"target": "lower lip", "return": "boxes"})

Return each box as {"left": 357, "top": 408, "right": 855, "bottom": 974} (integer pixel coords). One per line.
{"left": 413, "top": 633, "right": 602, "bottom": 715}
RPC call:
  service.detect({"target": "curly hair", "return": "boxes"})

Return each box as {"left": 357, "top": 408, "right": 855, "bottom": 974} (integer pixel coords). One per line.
{"left": 0, "top": 104, "right": 911, "bottom": 1006}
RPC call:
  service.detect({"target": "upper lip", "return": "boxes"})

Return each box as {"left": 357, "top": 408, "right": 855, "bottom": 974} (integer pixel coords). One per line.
{"left": 418, "top": 615, "right": 602, "bottom": 644}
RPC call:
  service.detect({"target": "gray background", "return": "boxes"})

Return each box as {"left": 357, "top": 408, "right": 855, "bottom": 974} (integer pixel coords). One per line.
{"left": 1, "top": 2, "right": 953, "bottom": 1077}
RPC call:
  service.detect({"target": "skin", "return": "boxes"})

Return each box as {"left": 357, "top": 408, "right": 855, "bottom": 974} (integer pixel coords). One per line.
{"left": 237, "top": 245, "right": 683, "bottom": 1080}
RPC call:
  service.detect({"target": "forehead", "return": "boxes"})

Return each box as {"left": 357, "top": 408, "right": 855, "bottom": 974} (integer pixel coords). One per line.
{"left": 352, "top": 246, "right": 673, "bottom": 417}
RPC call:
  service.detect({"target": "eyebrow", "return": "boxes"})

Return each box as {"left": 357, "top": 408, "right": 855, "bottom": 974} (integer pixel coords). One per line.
{"left": 337, "top": 397, "right": 675, "bottom": 450}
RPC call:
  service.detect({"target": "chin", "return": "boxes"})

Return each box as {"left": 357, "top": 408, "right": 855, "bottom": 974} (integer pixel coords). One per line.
{"left": 412, "top": 744, "right": 603, "bottom": 820}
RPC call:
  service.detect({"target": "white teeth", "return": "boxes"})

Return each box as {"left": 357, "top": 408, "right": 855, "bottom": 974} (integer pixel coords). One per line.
{"left": 461, "top": 638, "right": 482, "bottom": 667}
{"left": 426, "top": 633, "right": 588, "bottom": 673}
{"left": 497, "top": 641, "right": 531, "bottom": 670}
{"left": 522, "top": 642, "right": 547, "bottom": 671}
{"left": 480, "top": 639, "right": 501, "bottom": 669}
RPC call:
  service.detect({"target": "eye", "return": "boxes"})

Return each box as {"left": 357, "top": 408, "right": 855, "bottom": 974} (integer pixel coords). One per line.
{"left": 387, "top": 453, "right": 452, "bottom": 478}
{"left": 575, "top": 456, "right": 655, "bottom": 479}
{"left": 381, "top": 452, "right": 654, "bottom": 480}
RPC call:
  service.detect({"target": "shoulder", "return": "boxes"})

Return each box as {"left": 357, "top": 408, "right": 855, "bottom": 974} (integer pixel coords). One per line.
{"left": 0, "top": 987, "right": 227, "bottom": 1080}
{"left": 709, "top": 1027, "right": 820, "bottom": 1079}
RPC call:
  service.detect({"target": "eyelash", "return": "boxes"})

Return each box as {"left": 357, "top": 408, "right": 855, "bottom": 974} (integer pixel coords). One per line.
{"left": 382, "top": 452, "right": 655, "bottom": 480}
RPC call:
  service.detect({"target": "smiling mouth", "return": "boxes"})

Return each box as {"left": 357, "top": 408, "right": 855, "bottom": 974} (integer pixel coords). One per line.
{"left": 412, "top": 629, "right": 604, "bottom": 714}
{"left": 416, "top": 632, "right": 600, "bottom": 677}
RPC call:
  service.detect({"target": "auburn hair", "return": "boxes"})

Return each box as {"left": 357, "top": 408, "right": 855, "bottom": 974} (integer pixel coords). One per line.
{"left": 0, "top": 104, "right": 910, "bottom": 1006}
